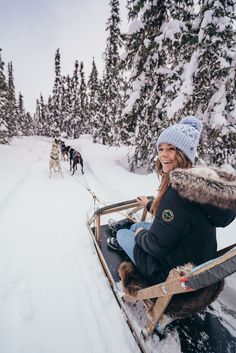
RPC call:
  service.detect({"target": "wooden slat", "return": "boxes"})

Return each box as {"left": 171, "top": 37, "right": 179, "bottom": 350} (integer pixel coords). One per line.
{"left": 87, "top": 225, "right": 116, "bottom": 287}
{"left": 143, "top": 269, "right": 180, "bottom": 336}
{"left": 95, "top": 214, "right": 100, "bottom": 241}
{"left": 217, "top": 243, "right": 236, "bottom": 257}
{"left": 125, "top": 248, "right": 236, "bottom": 302}
{"left": 191, "top": 248, "right": 236, "bottom": 276}
{"left": 95, "top": 199, "right": 138, "bottom": 215}
{"left": 124, "top": 274, "right": 192, "bottom": 302}
{"left": 141, "top": 207, "right": 148, "bottom": 221}
{"left": 99, "top": 203, "right": 140, "bottom": 216}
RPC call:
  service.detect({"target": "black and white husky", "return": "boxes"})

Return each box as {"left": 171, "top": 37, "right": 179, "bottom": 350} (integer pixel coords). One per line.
{"left": 69, "top": 148, "right": 84, "bottom": 175}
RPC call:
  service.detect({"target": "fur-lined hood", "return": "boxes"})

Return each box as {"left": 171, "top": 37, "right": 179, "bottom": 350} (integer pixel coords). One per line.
{"left": 170, "top": 166, "right": 236, "bottom": 227}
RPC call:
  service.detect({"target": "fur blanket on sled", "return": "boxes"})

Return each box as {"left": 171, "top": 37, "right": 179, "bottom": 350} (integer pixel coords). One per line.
{"left": 118, "top": 261, "right": 224, "bottom": 319}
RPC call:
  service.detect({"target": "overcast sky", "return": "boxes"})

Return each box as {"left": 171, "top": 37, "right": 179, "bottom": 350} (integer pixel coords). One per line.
{"left": 0, "top": 0, "right": 128, "bottom": 114}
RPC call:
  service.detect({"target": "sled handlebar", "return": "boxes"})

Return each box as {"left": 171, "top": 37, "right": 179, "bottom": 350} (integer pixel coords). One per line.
{"left": 94, "top": 196, "right": 154, "bottom": 216}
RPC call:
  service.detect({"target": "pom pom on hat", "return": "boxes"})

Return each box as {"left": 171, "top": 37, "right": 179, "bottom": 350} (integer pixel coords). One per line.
{"left": 180, "top": 116, "right": 203, "bottom": 133}
{"left": 156, "top": 116, "right": 203, "bottom": 162}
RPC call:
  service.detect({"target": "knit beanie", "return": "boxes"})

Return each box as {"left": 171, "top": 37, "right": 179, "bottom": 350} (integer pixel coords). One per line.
{"left": 156, "top": 116, "right": 203, "bottom": 162}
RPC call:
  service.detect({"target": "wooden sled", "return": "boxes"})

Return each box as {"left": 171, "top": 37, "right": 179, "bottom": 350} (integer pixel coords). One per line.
{"left": 87, "top": 199, "right": 236, "bottom": 351}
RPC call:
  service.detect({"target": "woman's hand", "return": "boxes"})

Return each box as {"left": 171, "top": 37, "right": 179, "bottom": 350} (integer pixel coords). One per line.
{"left": 135, "top": 227, "right": 143, "bottom": 235}
{"left": 136, "top": 195, "right": 149, "bottom": 207}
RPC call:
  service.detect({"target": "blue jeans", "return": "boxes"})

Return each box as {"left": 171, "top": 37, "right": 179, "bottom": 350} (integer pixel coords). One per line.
{"left": 116, "top": 222, "right": 151, "bottom": 264}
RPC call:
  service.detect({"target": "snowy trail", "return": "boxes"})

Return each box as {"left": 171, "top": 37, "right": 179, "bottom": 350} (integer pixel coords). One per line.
{"left": 0, "top": 138, "right": 138, "bottom": 353}
{"left": 1, "top": 136, "right": 235, "bottom": 353}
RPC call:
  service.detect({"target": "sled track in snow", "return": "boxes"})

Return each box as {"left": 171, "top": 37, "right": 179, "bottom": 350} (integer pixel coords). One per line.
{"left": 0, "top": 156, "right": 42, "bottom": 213}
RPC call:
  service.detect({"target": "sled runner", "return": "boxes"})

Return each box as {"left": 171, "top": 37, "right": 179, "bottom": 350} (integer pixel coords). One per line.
{"left": 87, "top": 199, "right": 236, "bottom": 353}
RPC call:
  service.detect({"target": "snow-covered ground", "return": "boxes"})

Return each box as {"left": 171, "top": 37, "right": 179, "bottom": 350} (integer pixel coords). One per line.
{"left": 0, "top": 136, "right": 235, "bottom": 353}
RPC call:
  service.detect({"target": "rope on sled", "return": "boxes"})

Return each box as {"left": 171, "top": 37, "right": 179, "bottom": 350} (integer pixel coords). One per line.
{"left": 60, "top": 163, "right": 106, "bottom": 212}
{"left": 79, "top": 174, "right": 138, "bottom": 221}
{"left": 60, "top": 163, "right": 140, "bottom": 222}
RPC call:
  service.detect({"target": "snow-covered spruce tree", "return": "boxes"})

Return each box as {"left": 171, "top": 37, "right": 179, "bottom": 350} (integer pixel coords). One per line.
{"left": 69, "top": 60, "right": 81, "bottom": 139}
{"left": 0, "top": 116, "right": 8, "bottom": 143}
{"left": 93, "top": 77, "right": 108, "bottom": 144}
{"left": 123, "top": 0, "right": 172, "bottom": 172}
{"left": 158, "top": 0, "right": 198, "bottom": 120}
{"left": 112, "top": 70, "right": 130, "bottom": 146}
{"left": 47, "top": 94, "right": 58, "bottom": 136}
{"left": 192, "top": 0, "right": 236, "bottom": 166}
{"left": 78, "top": 62, "right": 89, "bottom": 135}
{"left": 25, "top": 112, "right": 34, "bottom": 136}
{"left": 50, "top": 48, "right": 63, "bottom": 137}
{"left": 0, "top": 49, "right": 9, "bottom": 143}
{"left": 147, "top": 0, "right": 200, "bottom": 168}
{"left": 87, "top": 58, "right": 103, "bottom": 140}
{"left": 16, "top": 92, "right": 33, "bottom": 136}
{"left": 35, "top": 94, "right": 51, "bottom": 136}
{"left": 60, "top": 75, "right": 73, "bottom": 138}
{"left": 34, "top": 99, "right": 41, "bottom": 135}
{"left": 223, "top": 42, "right": 236, "bottom": 167}
{"left": 16, "top": 92, "right": 24, "bottom": 136}
{"left": 5, "top": 62, "right": 18, "bottom": 138}
{"left": 99, "top": 0, "right": 124, "bottom": 145}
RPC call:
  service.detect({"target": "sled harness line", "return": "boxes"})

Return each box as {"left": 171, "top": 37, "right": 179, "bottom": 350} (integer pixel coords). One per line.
{"left": 79, "top": 174, "right": 140, "bottom": 221}
{"left": 60, "top": 164, "right": 106, "bottom": 211}
{"left": 74, "top": 173, "right": 108, "bottom": 212}
{"left": 61, "top": 164, "right": 145, "bottom": 221}
{"left": 76, "top": 172, "right": 144, "bottom": 222}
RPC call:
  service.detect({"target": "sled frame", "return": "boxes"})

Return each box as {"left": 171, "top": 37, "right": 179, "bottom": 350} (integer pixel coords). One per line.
{"left": 90, "top": 199, "right": 147, "bottom": 241}
{"left": 87, "top": 199, "right": 236, "bottom": 338}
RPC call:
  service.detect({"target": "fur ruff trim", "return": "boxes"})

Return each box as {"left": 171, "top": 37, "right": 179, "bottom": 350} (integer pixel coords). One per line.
{"left": 118, "top": 261, "right": 150, "bottom": 296}
{"left": 170, "top": 166, "right": 236, "bottom": 211}
{"left": 118, "top": 261, "right": 224, "bottom": 319}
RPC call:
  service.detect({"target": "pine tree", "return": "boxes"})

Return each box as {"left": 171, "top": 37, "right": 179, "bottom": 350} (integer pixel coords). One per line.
{"left": 93, "top": 78, "right": 108, "bottom": 144}
{"left": 100, "top": 0, "right": 124, "bottom": 145}
{"left": 124, "top": 0, "right": 171, "bottom": 171}
{"left": 123, "top": 0, "right": 236, "bottom": 170}
{"left": 0, "top": 49, "right": 9, "bottom": 143}
{"left": 25, "top": 112, "right": 34, "bottom": 136}
{"left": 159, "top": 0, "right": 198, "bottom": 120}
{"left": 16, "top": 93, "right": 33, "bottom": 136}
{"left": 79, "top": 62, "right": 88, "bottom": 134}
{"left": 5, "top": 62, "right": 18, "bottom": 138}
{"left": 34, "top": 98, "right": 41, "bottom": 135}
{"left": 51, "top": 48, "right": 63, "bottom": 137}
{"left": 70, "top": 60, "right": 80, "bottom": 138}
{"left": 35, "top": 94, "right": 50, "bottom": 136}
{"left": 193, "top": 0, "right": 236, "bottom": 166}
{"left": 16, "top": 92, "right": 25, "bottom": 136}
{"left": 87, "top": 58, "right": 102, "bottom": 140}
{"left": 60, "top": 75, "right": 72, "bottom": 138}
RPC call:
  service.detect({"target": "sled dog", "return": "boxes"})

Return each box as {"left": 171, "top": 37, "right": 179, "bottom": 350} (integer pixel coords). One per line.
{"left": 70, "top": 150, "right": 84, "bottom": 175}
{"left": 59, "top": 141, "right": 69, "bottom": 161}
{"left": 49, "top": 142, "right": 63, "bottom": 178}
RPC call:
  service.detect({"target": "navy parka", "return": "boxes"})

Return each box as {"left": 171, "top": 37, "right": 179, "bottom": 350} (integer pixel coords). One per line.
{"left": 133, "top": 186, "right": 234, "bottom": 285}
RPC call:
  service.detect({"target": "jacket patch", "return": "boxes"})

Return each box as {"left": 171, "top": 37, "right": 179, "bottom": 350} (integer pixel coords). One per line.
{"left": 162, "top": 209, "right": 174, "bottom": 222}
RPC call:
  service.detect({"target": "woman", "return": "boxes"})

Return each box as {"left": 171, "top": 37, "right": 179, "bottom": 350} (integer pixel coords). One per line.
{"left": 107, "top": 116, "right": 236, "bottom": 285}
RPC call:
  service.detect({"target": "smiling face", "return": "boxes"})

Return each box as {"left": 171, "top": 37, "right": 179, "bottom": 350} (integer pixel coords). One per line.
{"left": 158, "top": 143, "right": 178, "bottom": 173}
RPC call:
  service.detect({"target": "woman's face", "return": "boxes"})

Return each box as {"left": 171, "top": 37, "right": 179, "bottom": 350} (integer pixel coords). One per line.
{"left": 158, "top": 143, "right": 178, "bottom": 173}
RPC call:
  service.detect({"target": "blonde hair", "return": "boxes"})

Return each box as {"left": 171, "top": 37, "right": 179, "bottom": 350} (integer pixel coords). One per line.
{"left": 151, "top": 149, "right": 192, "bottom": 215}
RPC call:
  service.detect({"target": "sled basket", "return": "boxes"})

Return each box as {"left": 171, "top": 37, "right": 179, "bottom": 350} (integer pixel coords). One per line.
{"left": 87, "top": 199, "right": 236, "bottom": 338}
